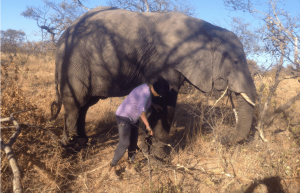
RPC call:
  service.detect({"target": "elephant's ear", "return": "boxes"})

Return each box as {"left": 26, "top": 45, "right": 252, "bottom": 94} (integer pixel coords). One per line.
{"left": 171, "top": 34, "right": 213, "bottom": 93}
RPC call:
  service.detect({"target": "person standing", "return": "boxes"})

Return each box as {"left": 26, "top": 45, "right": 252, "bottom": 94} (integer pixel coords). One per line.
{"left": 108, "top": 76, "right": 169, "bottom": 180}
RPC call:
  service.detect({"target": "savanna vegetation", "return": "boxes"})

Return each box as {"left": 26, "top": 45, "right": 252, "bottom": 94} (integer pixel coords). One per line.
{"left": 1, "top": 0, "right": 300, "bottom": 192}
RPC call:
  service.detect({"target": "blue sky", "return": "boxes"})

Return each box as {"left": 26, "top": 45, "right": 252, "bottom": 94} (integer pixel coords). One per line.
{"left": 2, "top": 0, "right": 298, "bottom": 39}
{"left": 1, "top": 0, "right": 299, "bottom": 65}
{"left": 0, "top": 0, "right": 256, "bottom": 40}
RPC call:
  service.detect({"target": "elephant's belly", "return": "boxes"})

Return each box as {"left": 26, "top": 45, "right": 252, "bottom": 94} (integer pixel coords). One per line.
{"left": 91, "top": 85, "right": 130, "bottom": 98}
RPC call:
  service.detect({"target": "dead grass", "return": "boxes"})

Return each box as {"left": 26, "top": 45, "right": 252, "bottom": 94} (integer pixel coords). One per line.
{"left": 1, "top": 53, "right": 300, "bottom": 192}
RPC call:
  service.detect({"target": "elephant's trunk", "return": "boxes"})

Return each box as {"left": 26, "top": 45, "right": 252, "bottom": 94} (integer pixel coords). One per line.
{"left": 221, "top": 93, "right": 254, "bottom": 144}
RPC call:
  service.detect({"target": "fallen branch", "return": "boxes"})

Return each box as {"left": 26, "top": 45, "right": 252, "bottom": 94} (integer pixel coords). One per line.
{"left": 0, "top": 109, "right": 37, "bottom": 193}
{"left": 148, "top": 156, "right": 152, "bottom": 192}
{"left": 1, "top": 114, "right": 23, "bottom": 193}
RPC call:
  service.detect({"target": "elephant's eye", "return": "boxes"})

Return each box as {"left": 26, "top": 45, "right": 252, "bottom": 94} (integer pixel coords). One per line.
{"left": 234, "top": 61, "right": 238, "bottom": 65}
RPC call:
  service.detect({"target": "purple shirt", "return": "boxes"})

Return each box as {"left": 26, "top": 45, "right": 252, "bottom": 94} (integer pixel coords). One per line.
{"left": 116, "top": 84, "right": 151, "bottom": 123}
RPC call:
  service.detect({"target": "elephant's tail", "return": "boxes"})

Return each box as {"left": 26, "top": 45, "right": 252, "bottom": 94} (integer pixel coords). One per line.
{"left": 50, "top": 81, "right": 62, "bottom": 121}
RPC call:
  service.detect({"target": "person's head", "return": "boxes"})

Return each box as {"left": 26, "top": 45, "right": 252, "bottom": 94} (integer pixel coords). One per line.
{"left": 151, "top": 76, "right": 170, "bottom": 98}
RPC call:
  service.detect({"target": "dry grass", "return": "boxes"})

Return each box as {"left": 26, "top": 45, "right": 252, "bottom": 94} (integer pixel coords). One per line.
{"left": 1, "top": 53, "right": 300, "bottom": 192}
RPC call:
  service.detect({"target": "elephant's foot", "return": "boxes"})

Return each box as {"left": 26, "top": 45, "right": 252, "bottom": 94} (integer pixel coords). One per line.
{"left": 60, "top": 130, "right": 69, "bottom": 146}
{"left": 139, "top": 136, "right": 169, "bottom": 162}
{"left": 139, "top": 135, "right": 152, "bottom": 157}
{"left": 60, "top": 133, "right": 88, "bottom": 152}
{"left": 152, "top": 145, "right": 168, "bottom": 160}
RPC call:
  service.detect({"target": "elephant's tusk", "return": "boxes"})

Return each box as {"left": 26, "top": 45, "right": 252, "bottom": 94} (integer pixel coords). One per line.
{"left": 240, "top": 93, "right": 255, "bottom": 106}
{"left": 233, "top": 108, "right": 238, "bottom": 123}
{"left": 230, "top": 93, "right": 238, "bottom": 123}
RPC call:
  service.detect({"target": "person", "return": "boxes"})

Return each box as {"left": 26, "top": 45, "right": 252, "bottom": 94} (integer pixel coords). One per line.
{"left": 108, "top": 76, "right": 170, "bottom": 180}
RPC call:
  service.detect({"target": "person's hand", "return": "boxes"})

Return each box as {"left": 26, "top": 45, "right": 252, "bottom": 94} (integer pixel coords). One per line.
{"left": 152, "top": 103, "right": 163, "bottom": 112}
{"left": 146, "top": 127, "right": 153, "bottom": 136}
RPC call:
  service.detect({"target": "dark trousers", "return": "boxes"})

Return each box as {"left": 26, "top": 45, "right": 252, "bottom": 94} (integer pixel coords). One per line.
{"left": 111, "top": 116, "right": 139, "bottom": 166}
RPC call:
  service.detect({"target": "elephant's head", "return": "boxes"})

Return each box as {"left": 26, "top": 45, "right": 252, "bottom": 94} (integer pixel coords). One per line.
{"left": 212, "top": 30, "right": 256, "bottom": 144}
{"left": 170, "top": 22, "right": 256, "bottom": 144}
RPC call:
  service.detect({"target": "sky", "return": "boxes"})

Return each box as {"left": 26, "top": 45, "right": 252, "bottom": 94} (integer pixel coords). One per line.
{"left": 0, "top": 0, "right": 256, "bottom": 40}
{"left": 1, "top": 0, "right": 299, "bottom": 65}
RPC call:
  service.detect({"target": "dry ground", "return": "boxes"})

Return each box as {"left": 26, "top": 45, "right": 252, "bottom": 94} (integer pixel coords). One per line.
{"left": 1, "top": 53, "right": 300, "bottom": 193}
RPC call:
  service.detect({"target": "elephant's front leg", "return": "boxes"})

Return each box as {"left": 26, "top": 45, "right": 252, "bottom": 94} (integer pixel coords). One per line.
{"left": 141, "top": 89, "right": 178, "bottom": 159}
{"left": 151, "top": 106, "right": 176, "bottom": 159}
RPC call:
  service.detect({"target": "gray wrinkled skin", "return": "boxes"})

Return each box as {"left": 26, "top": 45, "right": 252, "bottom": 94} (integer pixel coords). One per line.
{"left": 51, "top": 7, "right": 256, "bottom": 156}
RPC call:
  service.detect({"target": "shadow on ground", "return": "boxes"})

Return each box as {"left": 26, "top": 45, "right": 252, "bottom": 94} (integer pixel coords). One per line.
{"left": 244, "top": 176, "right": 285, "bottom": 193}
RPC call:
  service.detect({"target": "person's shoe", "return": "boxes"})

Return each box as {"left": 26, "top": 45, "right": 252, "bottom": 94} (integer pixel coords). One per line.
{"left": 125, "top": 162, "right": 138, "bottom": 175}
{"left": 108, "top": 164, "right": 120, "bottom": 181}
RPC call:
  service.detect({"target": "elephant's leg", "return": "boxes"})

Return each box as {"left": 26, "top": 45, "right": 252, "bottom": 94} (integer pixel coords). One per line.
{"left": 61, "top": 96, "right": 80, "bottom": 146}
{"left": 76, "top": 97, "right": 101, "bottom": 144}
{"left": 61, "top": 96, "right": 101, "bottom": 146}
{"left": 146, "top": 89, "right": 178, "bottom": 159}
{"left": 151, "top": 106, "right": 175, "bottom": 159}
{"left": 153, "top": 89, "right": 178, "bottom": 158}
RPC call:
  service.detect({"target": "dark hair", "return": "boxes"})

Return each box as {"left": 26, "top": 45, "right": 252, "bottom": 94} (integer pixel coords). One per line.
{"left": 152, "top": 76, "right": 169, "bottom": 97}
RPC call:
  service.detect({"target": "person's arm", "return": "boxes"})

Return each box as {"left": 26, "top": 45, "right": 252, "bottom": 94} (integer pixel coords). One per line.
{"left": 140, "top": 111, "right": 153, "bottom": 136}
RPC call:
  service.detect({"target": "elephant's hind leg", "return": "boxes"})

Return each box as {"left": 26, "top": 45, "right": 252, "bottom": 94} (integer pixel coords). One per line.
{"left": 61, "top": 96, "right": 80, "bottom": 146}
{"left": 61, "top": 96, "right": 101, "bottom": 147}
{"left": 77, "top": 97, "right": 101, "bottom": 143}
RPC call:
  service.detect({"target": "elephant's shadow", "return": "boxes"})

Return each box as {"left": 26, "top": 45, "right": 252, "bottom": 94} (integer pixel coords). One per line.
{"left": 244, "top": 176, "right": 285, "bottom": 193}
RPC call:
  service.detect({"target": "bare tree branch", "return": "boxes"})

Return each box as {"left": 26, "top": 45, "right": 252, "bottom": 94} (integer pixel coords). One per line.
{"left": 108, "top": 0, "right": 195, "bottom": 16}
{"left": 143, "top": 0, "right": 150, "bottom": 12}
{"left": 224, "top": 0, "right": 300, "bottom": 142}
{"left": 76, "top": 0, "right": 90, "bottom": 11}
{"left": 21, "top": 0, "right": 87, "bottom": 44}
{"left": 265, "top": 90, "right": 300, "bottom": 126}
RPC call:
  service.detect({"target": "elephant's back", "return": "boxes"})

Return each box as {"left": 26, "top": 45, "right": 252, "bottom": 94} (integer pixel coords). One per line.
{"left": 55, "top": 8, "right": 162, "bottom": 96}
{"left": 56, "top": 7, "right": 227, "bottom": 62}
{"left": 55, "top": 7, "right": 242, "bottom": 96}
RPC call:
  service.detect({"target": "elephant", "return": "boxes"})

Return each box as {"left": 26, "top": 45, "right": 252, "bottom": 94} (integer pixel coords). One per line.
{"left": 50, "top": 7, "right": 256, "bottom": 156}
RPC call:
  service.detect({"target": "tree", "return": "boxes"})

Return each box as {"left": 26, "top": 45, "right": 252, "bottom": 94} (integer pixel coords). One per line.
{"left": 224, "top": 0, "right": 299, "bottom": 71}
{"left": 223, "top": 0, "right": 300, "bottom": 141}
{"left": 21, "top": 0, "right": 195, "bottom": 46}
{"left": 107, "top": 0, "right": 195, "bottom": 16}
{"left": 21, "top": 0, "right": 88, "bottom": 44}
{"left": 1, "top": 29, "right": 26, "bottom": 55}
{"left": 229, "top": 17, "right": 261, "bottom": 57}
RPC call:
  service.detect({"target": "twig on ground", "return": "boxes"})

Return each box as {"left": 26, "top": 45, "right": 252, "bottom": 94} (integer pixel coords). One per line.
{"left": 174, "top": 170, "right": 177, "bottom": 186}
{"left": 87, "top": 165, "right": 107, "bottom": 173}
{"left": 19, "top": 124, "right": 59, "bottom": 142}
{"left": 148, "top": 154, "right": 152, "bottom": 192}
{"left": 12, "top": 108, "right": 38, "bottom": 115}
{"left": 0, "top": 152, "right": 5, "bottom": 163}
{"left": 79, "top": 153, "right": 89, "bottom": 192}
